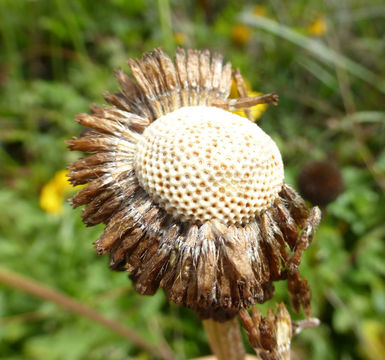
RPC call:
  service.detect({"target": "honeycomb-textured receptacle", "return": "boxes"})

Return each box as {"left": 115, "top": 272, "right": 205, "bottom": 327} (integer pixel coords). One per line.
{"left": 134, "top": 106, "right": 284, "bottom": 225}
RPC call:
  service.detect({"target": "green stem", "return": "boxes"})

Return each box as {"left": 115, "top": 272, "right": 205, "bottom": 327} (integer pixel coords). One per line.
{"left": 157, "top": 0, "right": 175, "bottom": 53}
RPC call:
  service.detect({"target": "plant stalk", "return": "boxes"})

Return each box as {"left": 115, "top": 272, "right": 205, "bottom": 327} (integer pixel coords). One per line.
{"left": 202, "top": 317, "right": 246, "bottom": 360}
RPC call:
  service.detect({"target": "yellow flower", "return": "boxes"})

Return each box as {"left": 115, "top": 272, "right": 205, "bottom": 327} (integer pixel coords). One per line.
{"left": 360, "top": 320, "right": 385, "bottom": 360}
{"left": 40, "top": 169, "right": 75, "bottom": 214}
{"left": 253, "top": 5, "right": 267, "bottom": 17}
{"left": 230, "top": 79, "right": 268, "bottom": 121}
{"left": 307, "top": 16, "right": 328, "bottom": 36}
{"left": 173, "top": 32, "right": 187, "bottom": 46}
{"left": 231, "top": 24, "right": 252, "bottom": 47}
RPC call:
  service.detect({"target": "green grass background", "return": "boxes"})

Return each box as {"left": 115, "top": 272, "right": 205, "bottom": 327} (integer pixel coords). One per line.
{"left": 1, "top": 0, "right": 385, "bottom": 359}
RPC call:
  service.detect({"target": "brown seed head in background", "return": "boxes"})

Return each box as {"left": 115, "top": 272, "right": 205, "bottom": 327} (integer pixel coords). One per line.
{"left": 298, "top": 160, "right": 344, "bottom": 207}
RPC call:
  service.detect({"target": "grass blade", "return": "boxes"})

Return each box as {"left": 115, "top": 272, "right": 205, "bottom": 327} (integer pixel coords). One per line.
{"left": 240, "top": 13, "right": 385, "bottom": 94}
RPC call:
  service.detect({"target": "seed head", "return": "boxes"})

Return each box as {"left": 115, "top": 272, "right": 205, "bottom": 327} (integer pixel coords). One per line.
{"left": 135, "top": 106, "right": 283, "bottom": 225}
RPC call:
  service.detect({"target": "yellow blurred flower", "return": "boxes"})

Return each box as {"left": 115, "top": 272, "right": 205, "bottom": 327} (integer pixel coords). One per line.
{"left": 230, "top": 79, "right": 268, "bottom": 121}
{"left": 307, "top": 16, "right": 328, "bottom": 36}
{"left": 360, "top": 320, "right": 385, "bottom": 360}
{"left": 253, "top": 5, "right": 267, "bottom": 17}
{"left": 40, "top": 169, "right": 76, "bottom": 214}
{"left": 231, "top": 24, "right": 252, "bottom": 47}
{"left": 173, "top": 32, "right": 187, "bottom": 46}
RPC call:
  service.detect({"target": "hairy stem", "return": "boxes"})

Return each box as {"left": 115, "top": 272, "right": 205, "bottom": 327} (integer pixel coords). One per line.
{"left": 0, "top": 267, "right": 175, "bottom": 360}
{"left": 202, "top": 317, "right": 246, "bottom": 360}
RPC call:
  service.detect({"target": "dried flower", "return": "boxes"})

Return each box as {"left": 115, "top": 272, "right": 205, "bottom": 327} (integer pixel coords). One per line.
{"left": 298, "top": 160, "right": 344, "bottom": 207}
{"left": 67, "top": 48, "right": 321, "bottom": 321}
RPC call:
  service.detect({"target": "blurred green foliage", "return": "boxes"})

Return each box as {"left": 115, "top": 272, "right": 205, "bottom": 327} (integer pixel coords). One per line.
{"left": 1, "top": 0, "right": 385, "bottom": 359}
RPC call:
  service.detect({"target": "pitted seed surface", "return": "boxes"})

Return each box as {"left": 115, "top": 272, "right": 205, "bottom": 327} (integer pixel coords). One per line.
{"left": 134, "top": 106, "right": 284, "bottom": 225}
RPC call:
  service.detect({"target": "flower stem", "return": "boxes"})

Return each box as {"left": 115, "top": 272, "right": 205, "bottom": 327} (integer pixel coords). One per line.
{"left": 202, "top": 317, "right": 246, "bottom": 360}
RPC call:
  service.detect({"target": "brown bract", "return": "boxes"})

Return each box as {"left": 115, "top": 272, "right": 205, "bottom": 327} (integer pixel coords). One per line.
{"left": 67, "top": 48, "right": 321, "bottom": 321}
{"left": 240, "top": 303, "right": 320, "bottom": 360}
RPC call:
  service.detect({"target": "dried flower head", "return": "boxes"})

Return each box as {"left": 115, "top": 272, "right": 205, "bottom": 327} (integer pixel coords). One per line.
{"left": 67, "top": 48, "right": 321, "bottom": 321}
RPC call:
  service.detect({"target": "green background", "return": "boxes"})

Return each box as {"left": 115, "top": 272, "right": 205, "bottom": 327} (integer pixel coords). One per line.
{"left": 1, "top": 0, "right": 385, "bottom": 359}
